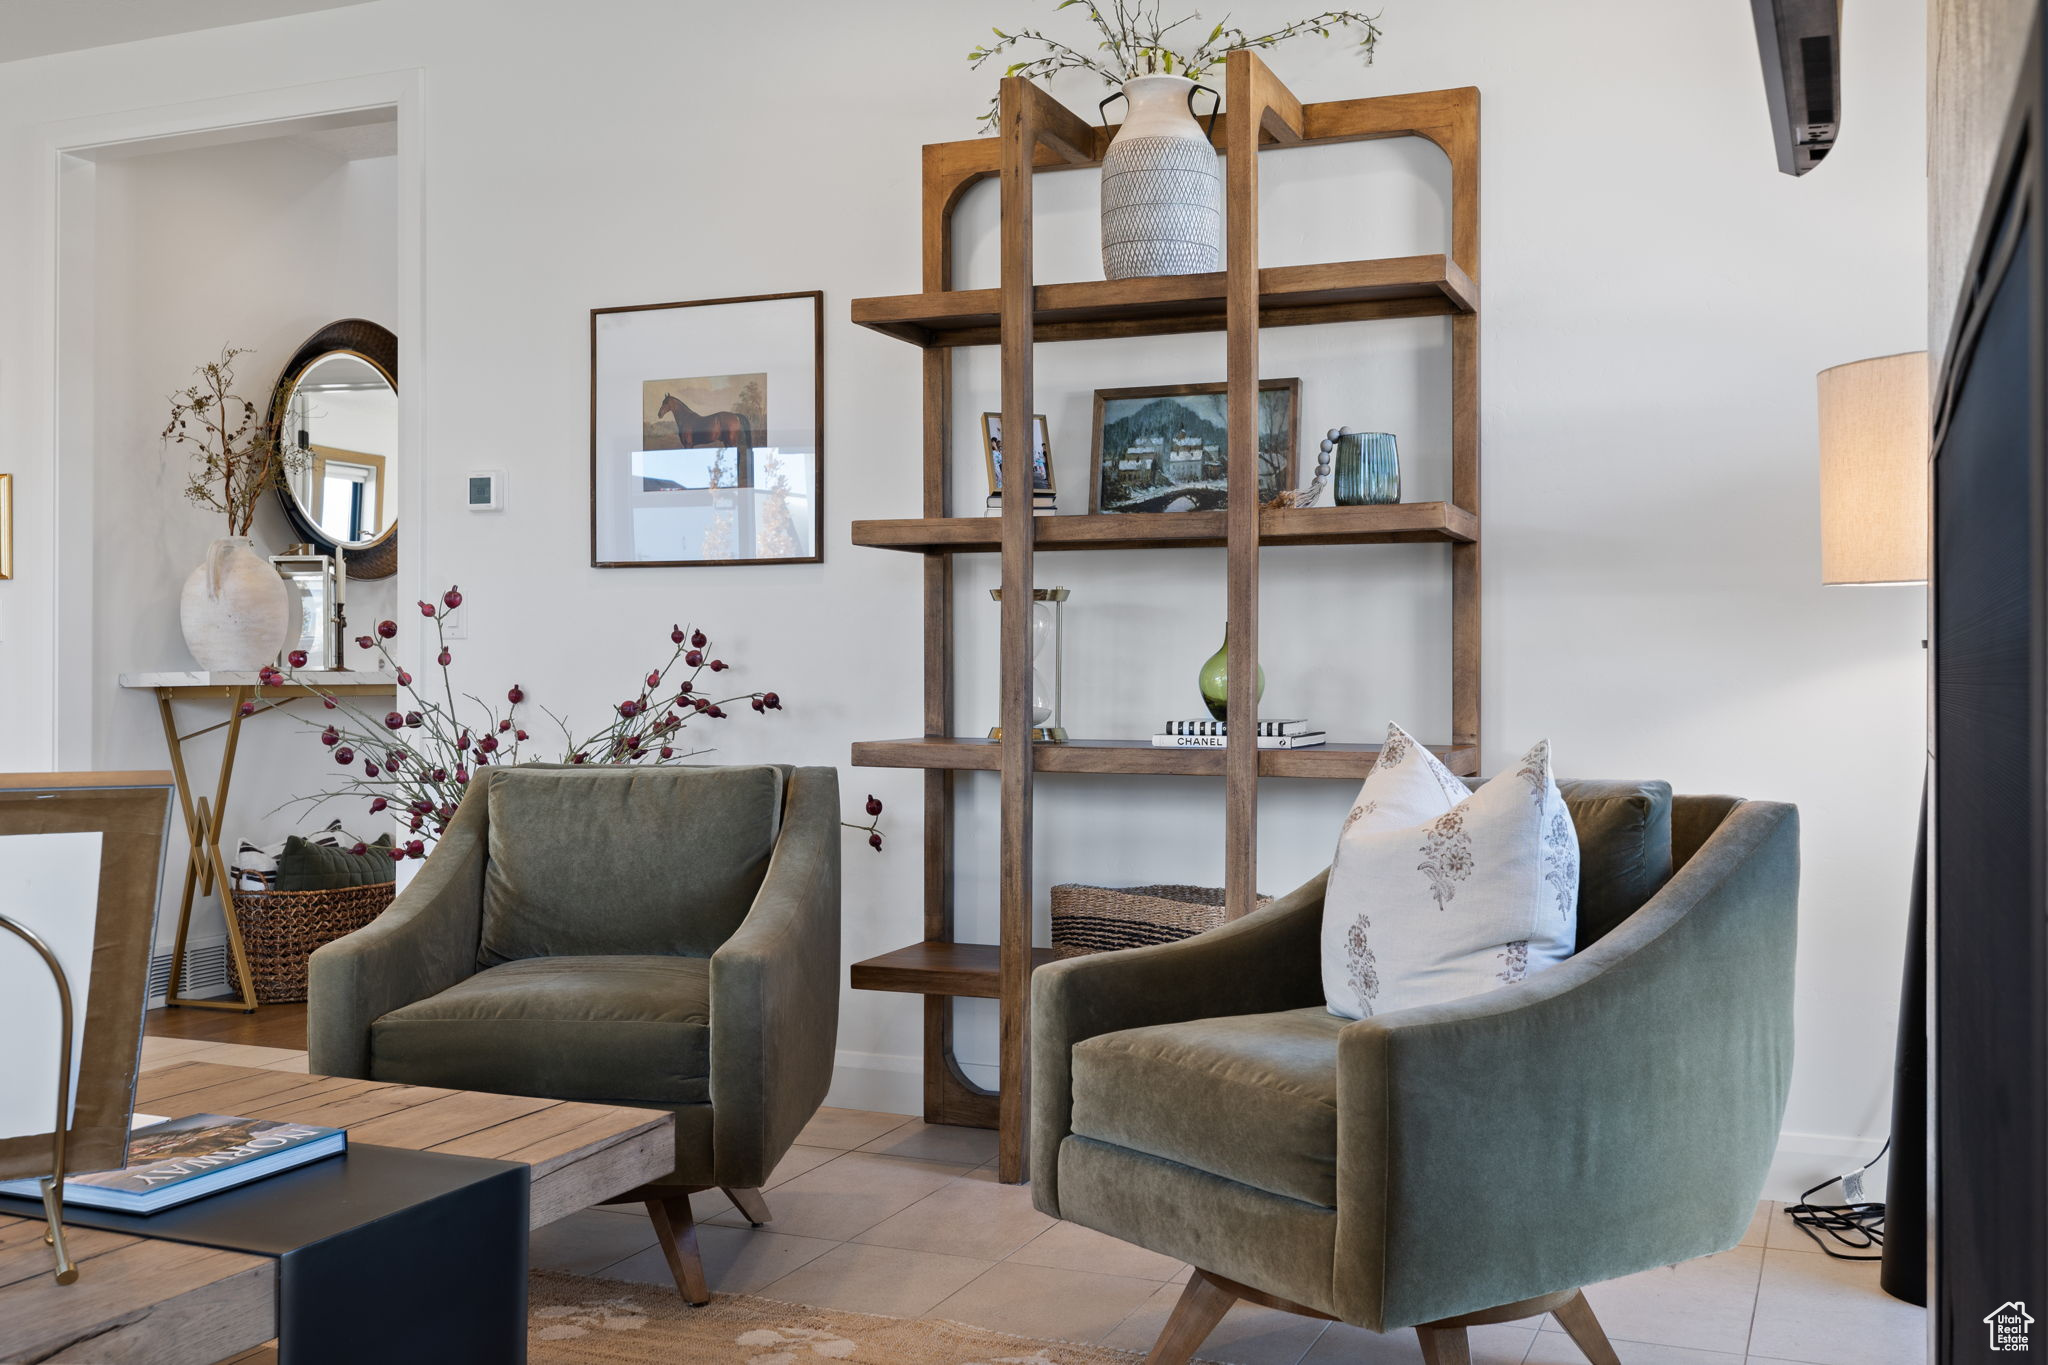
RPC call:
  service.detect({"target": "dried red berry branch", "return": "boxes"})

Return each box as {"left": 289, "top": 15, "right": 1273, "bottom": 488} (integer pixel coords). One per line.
{"left": 845, "top": 793, "right": 887, "bottom": 850}
{"left": 279, "top": 586, "right": 884, "bottom": 857}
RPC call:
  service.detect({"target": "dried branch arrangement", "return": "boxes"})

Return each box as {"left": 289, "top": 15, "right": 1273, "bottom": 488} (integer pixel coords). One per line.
{"left": 969, "top": 0, "right": 1383, "bottom": 129}
{"left": 162, "top": 346, "right": 302, "bottom": 536}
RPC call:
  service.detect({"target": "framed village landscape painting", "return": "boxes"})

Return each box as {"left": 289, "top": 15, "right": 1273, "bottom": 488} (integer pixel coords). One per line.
{"left": 591, "top": 290, "right": 823, "bottom": 567}
{"left": 1090, "top": 378, "right": 1299, "bottom": 514}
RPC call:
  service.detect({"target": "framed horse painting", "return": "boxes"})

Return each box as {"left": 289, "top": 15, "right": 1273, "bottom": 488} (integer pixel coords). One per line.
{"left": 591, "top": 290, "right": 824, "bottom": 567}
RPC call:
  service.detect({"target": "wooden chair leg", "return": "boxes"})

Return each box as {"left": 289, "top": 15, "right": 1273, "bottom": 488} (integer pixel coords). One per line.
{"left": 1415, "top": 1325, "right": 1472, "bottom": 1365}
{"left": 1550, "top": 1289, "right": 1622, "bottom": 1365}
{"left": 645, "top": 1195, "right": 709, "bottom": 1305}
{"left": 1144, "top": 1270, "right": 1238, "bottom": 1365}
{"left": 722, "top": 1186, "right": 771, "bottom": 1226}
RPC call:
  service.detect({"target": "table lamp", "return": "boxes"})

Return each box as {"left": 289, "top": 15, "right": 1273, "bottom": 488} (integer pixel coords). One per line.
{"left": 1817, "top": 349, "right": 1928, "bottom": 1305}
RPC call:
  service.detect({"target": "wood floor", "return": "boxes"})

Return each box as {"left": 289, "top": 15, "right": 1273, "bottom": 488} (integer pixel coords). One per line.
{"left": 144, "top": 1002, "right": 308, "bottom": 1049}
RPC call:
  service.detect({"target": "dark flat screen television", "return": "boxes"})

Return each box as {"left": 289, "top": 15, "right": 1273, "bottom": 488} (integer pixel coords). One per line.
{"left": 1931, "top": 9, "right": 2048, "bottom": 1357}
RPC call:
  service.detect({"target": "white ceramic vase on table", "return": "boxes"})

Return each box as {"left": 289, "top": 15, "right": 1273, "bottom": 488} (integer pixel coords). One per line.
{"left": 179, "top": 536, "right": 291, "bottom": 671}
{"left": 1100, "top": 73, "right": 1222, "bottom": 280}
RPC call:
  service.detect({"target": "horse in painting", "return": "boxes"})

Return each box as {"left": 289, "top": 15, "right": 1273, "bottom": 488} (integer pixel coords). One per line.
{"left": 657, "top": 393, "right": 756, "bottom": 486}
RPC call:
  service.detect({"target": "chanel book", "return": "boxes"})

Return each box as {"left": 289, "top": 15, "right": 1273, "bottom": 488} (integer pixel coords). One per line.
{"left": 0, "top": 1113, "right": 346, "bottom": 1214}
{"left": 1151, "top": 731, "right": 1326, "bottom": 750}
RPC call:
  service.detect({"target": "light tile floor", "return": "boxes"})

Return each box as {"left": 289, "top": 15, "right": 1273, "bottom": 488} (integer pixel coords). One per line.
{"left": 142, "top": 1041, "right": 1925, "bottom": 1365}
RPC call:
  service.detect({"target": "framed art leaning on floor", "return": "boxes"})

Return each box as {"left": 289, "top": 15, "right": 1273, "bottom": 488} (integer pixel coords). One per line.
{"left": 591, "top": 290, "right": 824, "bottom": 567}
{"left": 0, "top": 774, "right": 172, "bottom": 1186}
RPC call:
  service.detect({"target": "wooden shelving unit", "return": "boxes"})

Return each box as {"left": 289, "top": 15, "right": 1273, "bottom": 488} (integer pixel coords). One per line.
{"left": 850, "top": 942, "right": 1063, "bottom": 999}
{"left": 850, "top": 255, "right": 1475, "bottom": 347}
{"left": 848, "top": 64, "right": 1480, "bottom": 1182}
{"left": 853, "top": 737, "right": 1479, "bottom": 780}
{"left": 851, "top": 501, "right": 1476, "bottom": 553}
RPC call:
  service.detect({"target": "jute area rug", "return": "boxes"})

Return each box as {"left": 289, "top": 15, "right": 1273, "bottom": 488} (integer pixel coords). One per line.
{"left": 528, "top": 1269, "right": 1176, "bottom": 1364}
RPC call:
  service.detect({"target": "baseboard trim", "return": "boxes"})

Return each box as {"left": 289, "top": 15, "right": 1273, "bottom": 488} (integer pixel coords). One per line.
{"left": 825, "top": 1050, "right": 1000, "bottom": 1116}
{"left": 827, "top": 1051, "right": 1887, "bottom": 1204}
{"left": 823, "top": 1050, "right": 923, "bottom": 1116}
{"left": 1764, "top": 1128, "right": 1888, "bottom": 1204}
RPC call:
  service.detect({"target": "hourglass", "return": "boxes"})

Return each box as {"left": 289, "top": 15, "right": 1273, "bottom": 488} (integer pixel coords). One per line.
{"left": 987, "top": 586, "right": 1069, "bottom": 742}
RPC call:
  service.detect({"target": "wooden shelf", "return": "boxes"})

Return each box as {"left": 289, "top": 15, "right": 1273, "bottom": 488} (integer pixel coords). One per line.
{"left": 853, "top": 737, "right": 1480, "bottom": 779}
{"left": 851, "top": 256, "right": 1476, "bottom": 348}
{"left": 846, "top": 71, "right": 1481, "bottom": 1180}
{"left": 850, "top": 941, "right": 1061, "bottom": 999}
{"left": 852, "top": 501, "right": 1476, "bottom": 554}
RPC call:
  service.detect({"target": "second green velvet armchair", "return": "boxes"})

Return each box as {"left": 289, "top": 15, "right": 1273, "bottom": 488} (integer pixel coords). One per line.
{"left": 1032, "top": 788, "right": 1799, "bottom": 1365}
{"left": 308, "top": 762, "right": 841, "bottom": 1303}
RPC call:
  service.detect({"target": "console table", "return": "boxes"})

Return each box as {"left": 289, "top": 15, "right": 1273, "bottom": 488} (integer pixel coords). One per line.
{"left": 117, "top": 672, "right": 396, "bottom": 1012}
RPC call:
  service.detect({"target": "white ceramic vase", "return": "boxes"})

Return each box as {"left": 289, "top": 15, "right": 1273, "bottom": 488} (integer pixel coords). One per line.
{"left": 179, "top": 536, "right": 292, "bottom": 672}
{"left": 1100, "top": 73, "right": 1222, "bottom": 280}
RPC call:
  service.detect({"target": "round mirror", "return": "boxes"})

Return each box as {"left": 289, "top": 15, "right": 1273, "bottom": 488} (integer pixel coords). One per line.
{"left": 269, "top": 319, "right": 398, "bottom": 579}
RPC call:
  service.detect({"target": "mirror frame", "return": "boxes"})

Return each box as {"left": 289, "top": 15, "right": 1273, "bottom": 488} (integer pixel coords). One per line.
{"left": 269, "top": 318, "right": 399, "bottom": 580}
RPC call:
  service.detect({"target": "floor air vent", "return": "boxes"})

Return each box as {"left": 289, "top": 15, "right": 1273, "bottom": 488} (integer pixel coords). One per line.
{"left": 147, "top": 940, "right": 229, "bottom": 1005}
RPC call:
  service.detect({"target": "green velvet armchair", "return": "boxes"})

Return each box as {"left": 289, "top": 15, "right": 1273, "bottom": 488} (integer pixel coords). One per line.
{"left": 1032, "top": 788, "right": 1798, "bottom": 1365}
{"left": 308, "top": 763, "right": 841, "bottom": 1304}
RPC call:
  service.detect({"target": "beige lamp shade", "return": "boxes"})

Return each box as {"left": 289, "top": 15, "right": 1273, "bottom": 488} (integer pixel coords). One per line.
{"left": 1818, "top": 351, "right": 1930, "bottom": 585}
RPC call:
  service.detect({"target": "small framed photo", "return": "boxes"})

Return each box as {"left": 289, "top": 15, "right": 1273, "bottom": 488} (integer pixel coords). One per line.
{"left": 1089, "top": 379, "right": 1300, "bottom": 513}
{"left": 591, "top": 290, "right": 823, "bottom": 567}
{"left": 980, "top": 413, "right": 1054, "bottom": 498}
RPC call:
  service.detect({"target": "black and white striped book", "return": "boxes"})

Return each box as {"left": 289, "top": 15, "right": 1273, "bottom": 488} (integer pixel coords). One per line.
{"left": 1151, "top": 732, "right": 1327, "bottom": 750}
{"left": 1161, "top": 718, "right": 1314, "bottom": 737}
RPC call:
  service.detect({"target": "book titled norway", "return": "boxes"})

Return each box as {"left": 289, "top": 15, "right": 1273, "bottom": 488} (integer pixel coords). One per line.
{"left": 0, "top": 1113, "right": 346, "bottom": 1214}
{"left": 1162, "top": 718, "right": 1315, "bottom": 737}
{"left": 1152, "top": 731, "right": 1326, "bottom": 749}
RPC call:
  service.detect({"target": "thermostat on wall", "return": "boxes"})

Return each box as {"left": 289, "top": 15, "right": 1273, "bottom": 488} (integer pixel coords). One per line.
{"left": 466, "top": 471, "right": 505, "bottom": 512}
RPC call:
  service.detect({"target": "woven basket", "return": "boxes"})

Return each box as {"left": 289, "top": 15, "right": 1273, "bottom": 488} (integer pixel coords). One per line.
{"left": 1049, "top": 883, "right": 1271, "bottom": 959}
{"left": 228, "top": 880, "right": 395, "bottom": 1003}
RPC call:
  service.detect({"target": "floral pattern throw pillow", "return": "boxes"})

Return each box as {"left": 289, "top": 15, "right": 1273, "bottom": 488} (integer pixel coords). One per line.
{"left": 1321, "top": 723, "right": 1579, "bottom": 1020}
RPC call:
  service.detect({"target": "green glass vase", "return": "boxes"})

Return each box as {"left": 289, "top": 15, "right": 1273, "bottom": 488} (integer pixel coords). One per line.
{"left": 1198, "top": 626, "right": 1265, "bottom": 722}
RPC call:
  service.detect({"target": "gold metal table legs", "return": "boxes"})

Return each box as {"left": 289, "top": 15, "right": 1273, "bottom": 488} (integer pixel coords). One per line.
{"left": 157, "top": 685, "right": 260, "bottom": 1012}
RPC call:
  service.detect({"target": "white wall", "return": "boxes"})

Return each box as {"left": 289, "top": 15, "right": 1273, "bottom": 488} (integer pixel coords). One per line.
{"left": 80, "top": 130, "right": 398, "bottom": 952}
{"left": 0, "top": 0, "right": 1927, "bottom": 1193}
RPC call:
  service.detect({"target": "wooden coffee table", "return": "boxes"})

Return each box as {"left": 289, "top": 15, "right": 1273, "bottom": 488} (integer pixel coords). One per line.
{"left": 0, "top": 1216, "right": 273, "bottom": 1363}
{"left": 2, "top": 1061, "right": 674, "bottom": 1363}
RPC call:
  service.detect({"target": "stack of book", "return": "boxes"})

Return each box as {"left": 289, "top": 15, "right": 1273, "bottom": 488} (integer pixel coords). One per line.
{"left": 1, "top": 1113, "right": 347, "bottom": 1214}
{"left": 1152, "top": 718, "right": 1326, "bottom": 749}
{"left": 984, "top": 492, "right": 1057, "bottom": 516}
